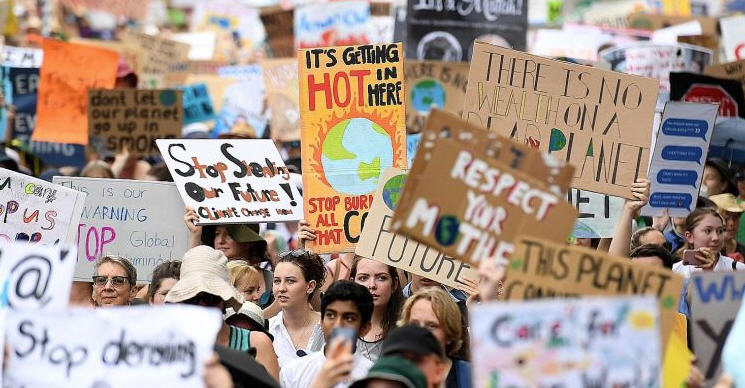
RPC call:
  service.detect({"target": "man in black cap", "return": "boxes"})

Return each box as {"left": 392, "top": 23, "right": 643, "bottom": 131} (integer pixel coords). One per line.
{"left": 379, "top": 325, "right": 448, "bottom": 388}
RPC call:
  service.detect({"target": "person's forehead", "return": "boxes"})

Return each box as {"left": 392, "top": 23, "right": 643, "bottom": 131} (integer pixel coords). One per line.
{"left": 326, "top": 300, "right": 361, "bottom": 315}
{"left": 97, "top": 261, "right": 127, "bottom": 275}
{"left": 357, "top": 259, "right": 388, "bottom": 274}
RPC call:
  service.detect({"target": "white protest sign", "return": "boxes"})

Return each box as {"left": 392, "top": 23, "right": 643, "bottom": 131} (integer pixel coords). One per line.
{"left": 471, "top": 296, "right": 661, "bottom": 387}
{"left": 156, "top": 139, "right": 304, "bottom": 225}
{"left": 568, "top": 188, "right": 625, "bottom": 238}
{"left": 0, "top": 243, "right": 76, "bottom": 311}
{"left": 0, "top": 168, "right": 86, "bottom": 245}
{"left": 52, "top": 177, "right": 189, "bottom": 283}
{"left": 643, "top": 101, "right": 718, "bottom": 217}
{"left": 5, "top": 305, "right": 221, "bottom": 388}
{"left": 721, "top": 15, "right": 745, "bottom": 62}
{"left": 1, "top": 46, "right": 43, "bottom": 67}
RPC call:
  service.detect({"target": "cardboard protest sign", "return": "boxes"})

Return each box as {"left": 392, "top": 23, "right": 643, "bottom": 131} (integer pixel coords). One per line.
{"left": 58, "top": 0, "right": 151, "bottom": 20}
{"left": 0, "top": 243, "right": 76, "bottom": 311}
{"left": 32, "top": 39, "right": 118, "bottom": 145}
{"left": 5, "top": 305, "right": 221, "bottom": 387}
{"left": 406, "top": 0, "right": 527, "bottom": 61}
{"left": 568, "top": 189, "right": 625, "bottom": 238}
{"left": 183, "top": 74, "right": 237, "bottom": 115}
{"left": 156, "top": 139, "right": 303, "bottom": 226}
{"left": 723, "top": 297, "right": 745, "bottom": 387}
{"left": 391, "top": 138, "right": 577, "bottom": 265}
{"left": 405, "top": 61, "right": 469, "bottom": 133}
{"left": 294, "top": 1, "right": 371, "bottom": 49}
{"left": 122, "top": 31, "right": 189, "bottom": 81}
{"left": 264, "top": 58, "right": 300, "bottom": 142}
{"left": 599, "top": 43, "right": 713, "bottom": 111}
{"left": 705, "top": 60, "right": 745, "bottom": 95}
{"left": 357, "top": 168, "right": 477, "bottom": 289}
{"left": 471, "top": 297, "right": 661, "bottom": 387}
{"left": 504, "top": 236, "right": 684, "bottom": 350}
{"left": 1, "top": 65, "right": 84, "bottom": 169}
{"left": 0, "top": 168, "right": 86, "bottom": 245}
{"left": 465, "top": 41, "right": 659, "bottom": 199}
{"left": 299, "top": 43, "right": 407, "bottom": 253}
{"left": 180, "top": 83, "right": 217, "bottom": 125}
{"left": 690, "top": 271, "right": 745, "bottom": 382}
{"left": 643, "top": 101, "right": 717, "bottom": 217}
{"left": 1, "top": 45, "right": 42, "bottom": 68}
{"left": 52, "top": 177, "right": 189, "bottom": 283}
{"left": 670, "top": 72, "right": 745, "bottom": 119}
{"left": 88, "top": 89, "right": 183, "bottom": 155}
{"left": 260, "top": 7, "right": 295, "bottom": 58}
{"left": 721, "top": 15, "right": 745, "bottom": 62}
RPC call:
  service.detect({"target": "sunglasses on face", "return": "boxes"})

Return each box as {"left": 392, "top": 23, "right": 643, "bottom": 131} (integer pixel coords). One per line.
{"left": 280, "top": 249, "right": 311, "bottom": 260}
{"left": 92, "top": 276, "right": 129, "bottom": 288}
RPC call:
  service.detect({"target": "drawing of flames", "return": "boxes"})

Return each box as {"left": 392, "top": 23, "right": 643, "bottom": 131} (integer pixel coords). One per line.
{"left": 309, "top": 104, "right": 404, "bottom": 193}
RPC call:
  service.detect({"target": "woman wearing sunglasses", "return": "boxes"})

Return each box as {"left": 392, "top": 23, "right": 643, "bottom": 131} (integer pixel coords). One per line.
{"left": 92, "top": 256, "right": 138, "bottom": 307}
{"left": 269, "top": 248, "right": 326, "bottom": 368}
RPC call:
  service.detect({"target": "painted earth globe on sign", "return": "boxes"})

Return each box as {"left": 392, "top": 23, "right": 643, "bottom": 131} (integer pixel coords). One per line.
{"left": 411, "top": 79, "right": 445, "bottom": 114}
{"left": 382, "top": 174, "right": 407, "bottom": 211}
{"left": 321, "top": 117, "right": 394, "bottom": 195}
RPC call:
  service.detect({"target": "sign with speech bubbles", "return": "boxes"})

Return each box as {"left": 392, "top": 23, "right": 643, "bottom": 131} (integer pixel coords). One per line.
{"left": 642, "top": 101, "right": 718, "bottom": 217}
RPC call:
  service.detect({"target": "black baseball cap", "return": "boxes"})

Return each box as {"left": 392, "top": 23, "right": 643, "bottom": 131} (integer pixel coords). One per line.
{"left": 381, "top": 325, "right": 445, "bottom": 359}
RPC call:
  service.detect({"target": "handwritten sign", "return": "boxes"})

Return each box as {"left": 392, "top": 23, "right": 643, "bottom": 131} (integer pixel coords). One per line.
{"left": 157, "top": 139, "right": 303, "bottom": 226}
{"left": 690, "top": 271, "right": 745, "bottom": 383}
{"left": 32, "top": 39, "right": 118, "bottom": 145}
{"left": 465, "top": 41, "right": 660, "bottom": 198}
{"left": 600, "top": 43, "right": 712, "bottom": 110}
{"left": 180, "top": 83, "right": 217, "bottom": 125}
{"left": 705, "top": 60, "right": 745, "bottom": 96}
{"left": 721, "top": 15, "right": 745, "bottom": 62}
{"left": 88, "top": 89, "right": 183, "bottom": 155}
{"left": 59, "top": 0, "right": 151, "bottom": 20}
{"left": 391, "top": 138, "right": 577, "bottom": 265}
{"left": 643, "top": 102, "right": 717, "bottom": 217}
{"left": 406, "top": 0, "right": 527, "bottom": 62}
{"left": 405, "top": 60, "right": 469, "bottom": 133}
{"left": 568, "top": 189, "right": 624, "bottom": 238}
{"left": 1, "top": 46, "right": 42, "bottom": 68}
{"left": 357, "top": 168, "right": 477, "bottom": 288}
{"left": 263, "top": 58, "right": 300, "bottom": 142}
{"left": 122, "top": 31, "right": 189, "bottom": 81}
{"left": 0, "top": 168, "right": 86, "bottom": 245}
{"left": 213, "top": 65, "right": 266, "bottom": 137}
{"left": 472, "top": 297, "right": 660, "bottom": 387}
{"left": 52, "top": 177, "right": 189, "bottom": 283}
{"left": 0, "top": 243, "right": 76, "bottom": 311}
{"left": 5, "top": 305, "right": 221, "bottom": 387}
{"left": 294, "top": 1, "right": 371, "bottom": 49}
{"left": 504, "top": 236, "right": 684, "bottom": 350}
{"left": 299, "top": 43, "right": 407, "bottom": 254}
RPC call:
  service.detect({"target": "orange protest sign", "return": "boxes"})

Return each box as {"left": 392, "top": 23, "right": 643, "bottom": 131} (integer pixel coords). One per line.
{"left": 299, "top": 43, "right": 407, "bottom": 254}
{"left": 32, "top": 39, "right": 118, "bottom": 145}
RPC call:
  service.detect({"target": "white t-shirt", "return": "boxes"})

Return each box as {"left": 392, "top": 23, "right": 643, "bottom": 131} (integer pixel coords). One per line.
{"left": 279, "top": 349, "right": 373, "bottom": 388}
{"left": 673, "top": 254, "right": 745, "bottom": 277}
{"left": 269, "top": 311, "right": 325, "bottom": 368}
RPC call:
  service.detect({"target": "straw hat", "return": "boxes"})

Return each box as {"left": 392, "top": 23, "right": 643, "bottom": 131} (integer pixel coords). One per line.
{"left": 165, "top": 246, "right": 244, "bottom": 310}
{"left": 225, "top": 301, "right": 266, "bottom": 329}
{"left": 710, "top": 193, "right": 745, "bottom": 213}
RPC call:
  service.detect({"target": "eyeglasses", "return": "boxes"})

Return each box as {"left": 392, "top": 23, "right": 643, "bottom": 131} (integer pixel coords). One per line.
{"left": 92, "top": 276, "right": 129, "bottom": 288}
{"left": 280, "top": 249, "right": 311, "bottom": 260}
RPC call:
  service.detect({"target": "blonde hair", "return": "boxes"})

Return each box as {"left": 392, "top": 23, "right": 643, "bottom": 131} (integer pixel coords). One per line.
{"left": 227, "top": 260, "right": 261, "bottom": 288}
{"left": 397, "top": 287, "right": 463, "bottom": 357}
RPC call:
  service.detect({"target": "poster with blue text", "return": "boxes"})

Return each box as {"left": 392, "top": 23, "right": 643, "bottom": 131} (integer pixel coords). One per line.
{"left": 643, "top": 101, "right": 718, "bottom": 217}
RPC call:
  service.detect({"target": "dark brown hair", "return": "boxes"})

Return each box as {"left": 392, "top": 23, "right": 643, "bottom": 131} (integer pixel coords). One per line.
{"left": 147, "top": 261, "right": 181, "bottom": 302}
{"left": 278, "top": 249, "right": 326, "bottom": 300}
{"left": 350, "top": 255, "right": 404, "bottom": 340}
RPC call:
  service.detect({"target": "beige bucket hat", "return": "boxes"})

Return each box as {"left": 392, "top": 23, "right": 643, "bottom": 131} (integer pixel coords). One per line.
{"left": 165, "top": 245, "right": 244, "bottom": 310}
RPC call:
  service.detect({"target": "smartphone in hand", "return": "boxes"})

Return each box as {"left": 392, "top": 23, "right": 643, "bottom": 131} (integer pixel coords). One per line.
{"left": 329, "top": 327, "right": 357, "bottom": 354}
{"left": 683, "top": 249, "right": 704, "bottom": 265}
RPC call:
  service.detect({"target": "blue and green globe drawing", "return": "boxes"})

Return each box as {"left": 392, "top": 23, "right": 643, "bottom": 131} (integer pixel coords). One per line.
{"left": 321, "top": 117, "right": 393, "bottom": 195}
{"left": 411, "top": 79, "right": 445, "bottom": 114}
{"left": 382, "top": 174, "right": 407, "bottom": 211}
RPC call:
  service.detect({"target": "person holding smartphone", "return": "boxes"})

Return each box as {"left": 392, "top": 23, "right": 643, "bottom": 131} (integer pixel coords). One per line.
{"left": 280, "top": 281, "right": 375, "bottom": 388}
